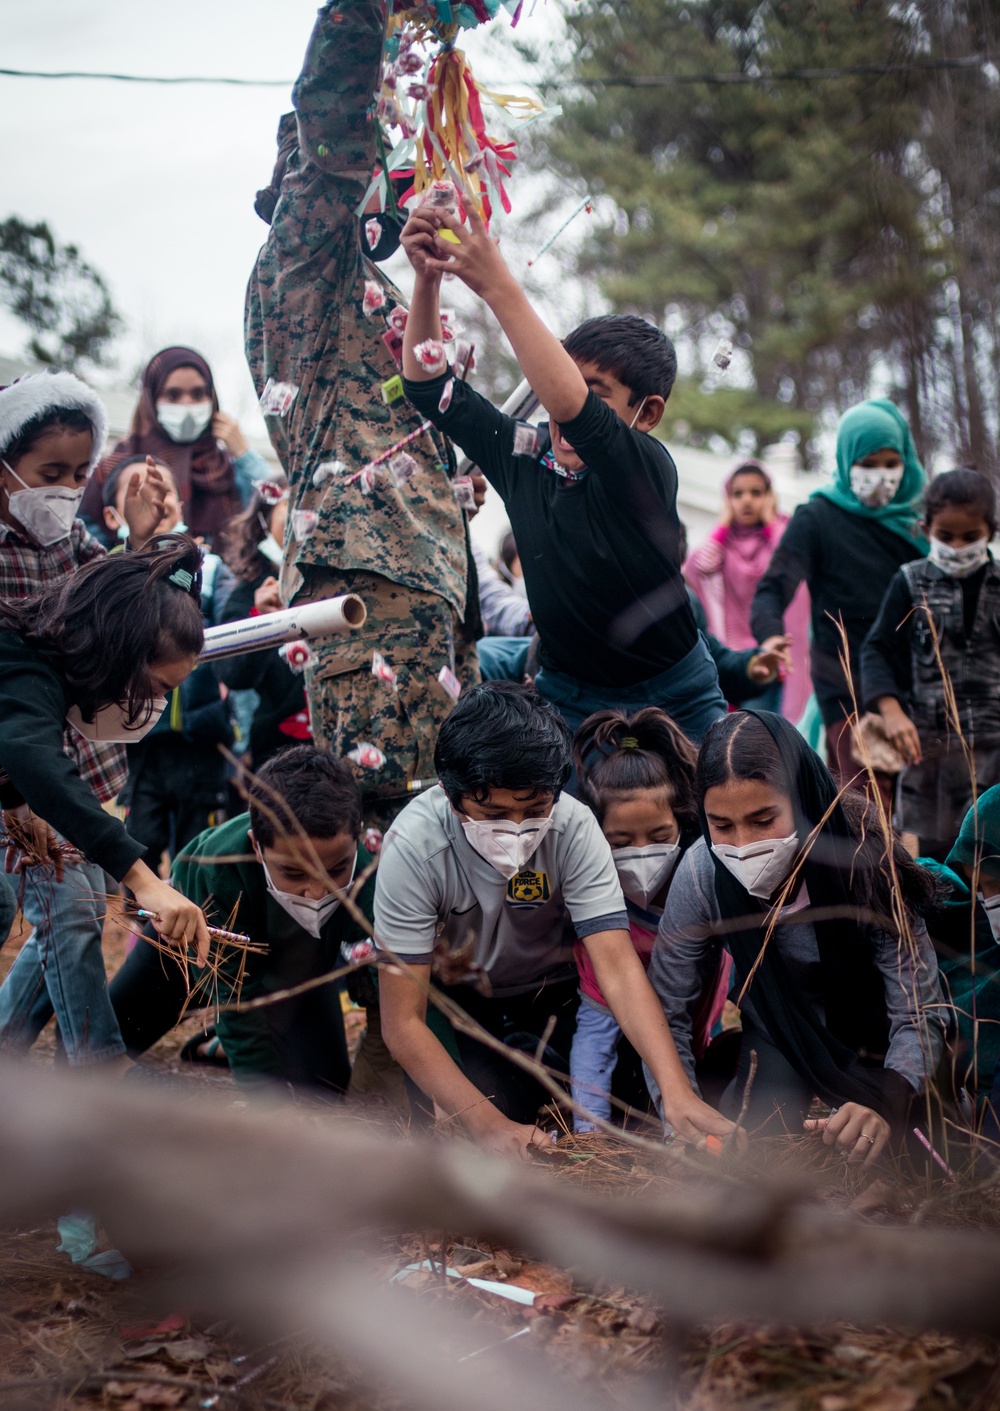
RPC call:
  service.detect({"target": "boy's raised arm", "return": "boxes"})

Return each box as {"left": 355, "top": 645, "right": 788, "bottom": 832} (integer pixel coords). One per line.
{"left": 401, "top": 206, "right": 589, "bottom": 423}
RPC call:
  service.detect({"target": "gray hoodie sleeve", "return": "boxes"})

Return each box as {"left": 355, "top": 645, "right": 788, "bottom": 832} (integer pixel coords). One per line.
{"left": 875, "top": 915, "right": 946, "bottom": 1093}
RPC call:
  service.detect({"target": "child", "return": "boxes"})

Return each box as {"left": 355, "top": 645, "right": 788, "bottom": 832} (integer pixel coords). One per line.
{"left": 919, "top": 785, "right": 1000, "bottom": 1119}
{"left": 0, "top": 372, "right": 172, "bottom": 1069}
{"left": 684, "top": 461, "right": 811, "bottom": 719}
{"left": 570, "top": 707, "right": 719, "bottom": 1131}
{"left": 400, "top": 206, "right": 726, "bottom": 742}
{"left": 862, "top": 469, "right": 1000, "bottom": 859}
{"left": 373, "top": 682, "right": 734, "bottom": 1157}
{"left": 648, "top": 710, "right": 945, "bottom": 1164}
{"left": 752, "top": 400, "right": 927, "bottom": 805}
{"left": 110, "top": 745, "right": 376, "bottom": 1099}
{"left": 246, "top": 0, "right": 477, "bottom": 823}
{"left": 0, "top": 534, "right": 212, "bottom": 1057}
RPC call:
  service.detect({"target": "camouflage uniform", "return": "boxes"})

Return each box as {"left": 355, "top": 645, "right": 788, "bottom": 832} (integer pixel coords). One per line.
{"left": 245, "top": 0, "right": 479, "bottom": 825}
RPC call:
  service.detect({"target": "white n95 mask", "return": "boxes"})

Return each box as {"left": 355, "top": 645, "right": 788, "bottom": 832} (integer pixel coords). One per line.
{"left": 257, "top": 531, "right": 285, "bottom": 567}
{"left": 2, "top": 459, "right": 83, "bottom": 546}
{"left": 613, "top": 842, "right": 682, "bottom": 910}
{"left": 461, "top": 814, "right": 553, "bottom": 880}
{"left": 66, "top": 696, "right": 168, "bottom": 744}
{"left": 849, "top": 464, "right": 903, "bottom": 509}
{"left": 711, "top": 832, "right": 799, "bottom": 899}
{"left": 929, "top": 536, "right": 990, "bottom": 578}
{"left": 261, "top": 852, "right": 357, "bottom": 939}
{"left": 156, "top": 400, "right": 213, "bottom": 444}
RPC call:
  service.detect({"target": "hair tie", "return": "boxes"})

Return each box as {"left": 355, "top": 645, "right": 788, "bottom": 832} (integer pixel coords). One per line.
{"left": 620, "top": 736, "right": 639, "bottom": 750}
{"left": 168, "top": 567, "right": 194, "bottom": 592}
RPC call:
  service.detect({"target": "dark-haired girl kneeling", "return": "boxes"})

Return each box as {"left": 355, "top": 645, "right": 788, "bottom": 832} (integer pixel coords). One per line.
{"left": 0, "top": 534, "right": 213, "bottom": 1065}
{"left": 648, "top": 710, "right": 946, "bottom": 1163}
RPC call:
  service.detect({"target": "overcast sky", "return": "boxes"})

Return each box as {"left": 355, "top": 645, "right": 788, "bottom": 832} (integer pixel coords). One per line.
{"left": 1, "top": 0, "right": 572, "bottom": 435}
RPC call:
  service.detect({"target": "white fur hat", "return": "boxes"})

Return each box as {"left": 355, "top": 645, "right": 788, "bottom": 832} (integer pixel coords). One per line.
{"left": 0, "top": 370, "right": 109, "bottom": 474}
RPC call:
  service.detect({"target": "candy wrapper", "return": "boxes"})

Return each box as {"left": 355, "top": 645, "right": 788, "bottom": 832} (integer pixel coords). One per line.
{"left": 453, "top": 339, "right": 476, "bottom": 374}
{"left": 359, "top": 464, "right": 379, "bottom": 495}
{"left": 452, "top": 475, "right": 477, "bottom": 510}
{"left": 513, "top": 423, "right": 539, "bottom": 457}
{"left": 365, "top": 218, "right": 385, "bottom": 250}
{"left": 388, "top": 451, "right": 419, "bottom": 487}
{"left": 362, "top": 826, "right": 383, "bottom": 855}
{"left": 259, "top": 379, "right": 299, "bottom": 418}
{"left": 348, "top": 742, "right": 386, "bottom": 770}
{"left": 290, "top": 508, "right": 318, "bottom": 542}
{"left": 363, "top": 280, "right": 387, "bottom": 318}
{"left": 437, "top": 664, "right": 462, "bottom": 701}
{"left": 414, "top": 339, "right": 447, "bottom": 375}
{"left": 280, "top": 640, "right": 318, "bottom": 674}
{"left": 372, "top": 650, "right": 399, "bottom": 690}
{"left": 312, "top": 460, "right": 345, "bottom": 489}
{"left": 387, "top": 305, "right": 409, "bottom": 334}
{"left": 438, "top": 378, "right": 455, "bottom": 413}
{"left": 423, "top": 178, "right": 459, "bottom": 214}
{"left": 713, "top": 338, "right": 734, "bottom": 371}
{"left": 342, "top": 937, "right": 376, "bottom": 966}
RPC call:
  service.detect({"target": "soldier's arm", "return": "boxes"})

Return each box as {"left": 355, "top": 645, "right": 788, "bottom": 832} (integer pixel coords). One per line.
{"left": 293, "top": 0, "right": 385, "bottom": 182}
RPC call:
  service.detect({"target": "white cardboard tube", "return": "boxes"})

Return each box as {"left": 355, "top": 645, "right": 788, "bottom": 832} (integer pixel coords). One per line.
{"left": 198, "top": 594, "right": 367, "bottom": 663}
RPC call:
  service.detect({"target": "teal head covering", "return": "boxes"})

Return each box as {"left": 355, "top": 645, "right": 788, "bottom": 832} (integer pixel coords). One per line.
{"left": 947, "top": 785, "right": 1000, "bottom": 885}
{"left": 812, "top": 398, "right": 929, "bottom": 551}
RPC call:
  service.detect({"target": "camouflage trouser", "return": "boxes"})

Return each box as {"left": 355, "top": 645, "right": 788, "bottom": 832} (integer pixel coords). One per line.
{"left": 300, "top": 569, "right": 480, "bottom": 830}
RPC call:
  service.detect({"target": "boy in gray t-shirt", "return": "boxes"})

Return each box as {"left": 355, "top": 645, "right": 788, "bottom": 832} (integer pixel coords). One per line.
{"left": 374, "top": 682, "right": 734, "bottom": 1159}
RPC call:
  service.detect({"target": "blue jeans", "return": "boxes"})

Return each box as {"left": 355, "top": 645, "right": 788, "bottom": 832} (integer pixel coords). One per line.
{"left": 570, "top": 999, "right": 621, "bottom": 1131}
{"left": 0, "top": 871, "right": 16, "bottom": 952}
{"left": 0, "top": 857, "right": 125, "bottom": 1066}
{"left": 535, "top": 635, "right": 727, "bottom": 745}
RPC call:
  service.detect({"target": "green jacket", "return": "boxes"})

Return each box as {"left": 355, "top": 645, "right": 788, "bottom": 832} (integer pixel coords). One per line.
{"left": 173, "top": 813, "right": 375, "bottom": 1084}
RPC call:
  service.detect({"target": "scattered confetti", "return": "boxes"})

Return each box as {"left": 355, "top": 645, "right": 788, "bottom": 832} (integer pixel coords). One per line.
{"left": 437, "top": 665, "right": 462, "bottom": 701}
{"left": 258, "top": 379, "right": 299, "bottom": 417}
{"left": 372, "top": 651, "right": 399, "bottom": 690}
{"left": 348, "top": 742, "right": 386, "bottom": 770}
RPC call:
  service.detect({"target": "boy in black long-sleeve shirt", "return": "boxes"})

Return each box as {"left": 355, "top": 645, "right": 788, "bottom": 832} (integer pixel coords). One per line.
{"left": 399, "top": 204, "right": 732, "bottom": 742}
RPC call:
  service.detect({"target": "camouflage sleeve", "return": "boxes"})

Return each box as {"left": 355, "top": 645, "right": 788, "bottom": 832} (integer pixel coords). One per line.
{"left": 293, "top": 0, "right": 385, "bottom": 181}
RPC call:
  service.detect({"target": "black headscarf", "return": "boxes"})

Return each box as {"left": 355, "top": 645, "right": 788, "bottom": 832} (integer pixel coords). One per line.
{"left": 704, "top": 711, "right": 915, "bottom": 1127}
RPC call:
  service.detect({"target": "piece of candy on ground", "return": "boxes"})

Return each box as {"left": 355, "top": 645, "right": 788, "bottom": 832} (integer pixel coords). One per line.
{"left": 437, "top": 665, "right": 462, "bottom": 701}
{"left": 372, "top": 651, "right": 399, "bottom": 689}
{"left": 348, "top": 742, "right": 386, "bottom": 770}
{"left": 258, "top": 379, "right": 299, "bottom": 417}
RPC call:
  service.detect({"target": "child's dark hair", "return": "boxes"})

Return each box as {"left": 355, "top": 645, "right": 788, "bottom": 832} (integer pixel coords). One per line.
{"left": 697, "top": 712, "right": 941, "bottom": 919}
{"left": 435, "top": 681, "right": 572, "bottom": 808}
{"left": 923, "top": 468, "right": 996, "bottom": 536}
{"left": 0, "top": 534, "right": 204, "bottom": 726}
{"left": 562, "top": 314, "right": 677, "bottom": 405}
{"left": 101, "top": 454, "right": 174, "bottom": 510}
{"left": 248, "top": 745, "right": 362, "bottom": 847}
{"left": 221, "top": 479, "right": 288, "bottom": 583}
{"left": 2, "top": 407, "right": 94, "bottom": 467}
{"left": 574, "top": 708, "right": 699, "bottom": 840}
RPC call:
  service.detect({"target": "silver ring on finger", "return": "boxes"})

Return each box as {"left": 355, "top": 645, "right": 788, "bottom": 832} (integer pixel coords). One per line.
{"left": 861, "top": 1134, "right": 877, "bottom": 1145}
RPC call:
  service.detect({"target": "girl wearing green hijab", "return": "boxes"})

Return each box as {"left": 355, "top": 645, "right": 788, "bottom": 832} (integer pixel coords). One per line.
{"left": 752, "top": 399, "right": 928, "bottom": 806}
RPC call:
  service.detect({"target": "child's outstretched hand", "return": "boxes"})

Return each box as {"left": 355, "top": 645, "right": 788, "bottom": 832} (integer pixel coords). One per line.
{"left": 123, "top": 456, "right": 168, "bottom": 548}
{"left": 406, "top": 204, "right": 510, "bottom": 299}
{"left": 749, "top": 634, "right": 793, "bottom": 684}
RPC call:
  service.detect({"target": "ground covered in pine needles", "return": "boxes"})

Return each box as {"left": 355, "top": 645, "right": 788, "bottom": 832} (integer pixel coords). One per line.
{"left": 3, "top": 917, "right": 1000, "bottom": 1409}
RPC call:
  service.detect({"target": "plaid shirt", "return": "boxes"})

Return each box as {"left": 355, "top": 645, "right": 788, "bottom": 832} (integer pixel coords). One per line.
{"left": 0, "top": 518, "right": 128, "bottom": 805}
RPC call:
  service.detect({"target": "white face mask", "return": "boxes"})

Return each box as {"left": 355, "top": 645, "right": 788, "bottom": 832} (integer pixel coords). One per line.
{"left": 978, "top": 892, "right": 1000, "bottom": 944}
{"left": 66, "top": 696, "right": 168, "bottom": 744}
{"left": 258, "top": 531, "right": 284, "bottom": 567}
{"left": 261, "top": 852, "right": 356, "bottom": 939}
{"left": 461, "top": 813, "right": 554, "bottom": 880}
{"left": 613, "top": 842, "right": 681, "bottom": 910}
{"left": 2, "top": 459, "right": 83, "bottom": 546}
{"left": 849, "top": 464, "right": 903, "bottom": 509}
{"left": 928, "top": 536, "right": 990, "bottom": 578}
{"left": 711, "top": 832, "right": 799, "bottom": 899}
{"left": 156, "top": 400, "right": 213, "bottom": 444}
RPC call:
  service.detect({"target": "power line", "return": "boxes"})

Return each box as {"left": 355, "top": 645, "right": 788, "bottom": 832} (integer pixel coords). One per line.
{"left": 0, "top": 55, "right": 990, "bottom": 89}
